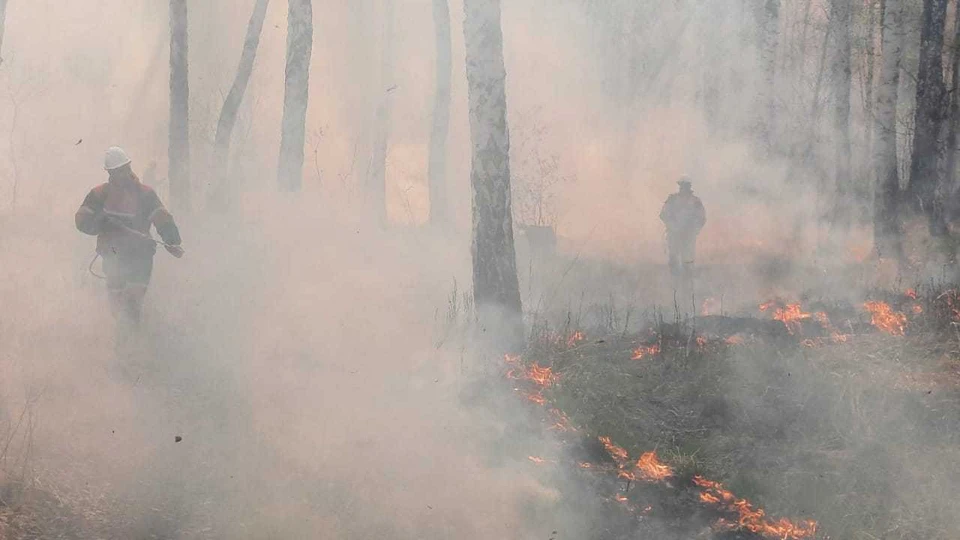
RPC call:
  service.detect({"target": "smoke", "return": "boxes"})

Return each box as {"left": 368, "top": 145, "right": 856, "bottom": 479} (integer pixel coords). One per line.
{"left": 2, "top": 0, "right": 960, "bottom": 539}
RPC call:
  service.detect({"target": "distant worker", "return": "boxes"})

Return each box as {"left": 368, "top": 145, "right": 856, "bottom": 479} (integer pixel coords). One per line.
{"left": 75, "top": 147, "right": 184, "bottom": 324}
{"left": 659, "top": 177, "right": 705, "bottom": 280}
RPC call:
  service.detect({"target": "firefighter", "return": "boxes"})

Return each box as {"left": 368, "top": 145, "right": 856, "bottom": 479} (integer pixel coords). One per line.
{"left": 659, "top": 177, "right": 706, "bottom": 280}
{"left": 75, "top": 147, "right": 184, "bottom": 324}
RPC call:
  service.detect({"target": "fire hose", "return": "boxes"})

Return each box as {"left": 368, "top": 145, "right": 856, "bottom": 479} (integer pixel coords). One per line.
{"left": 87, "top": 216, "right": 184, "bottom": 280}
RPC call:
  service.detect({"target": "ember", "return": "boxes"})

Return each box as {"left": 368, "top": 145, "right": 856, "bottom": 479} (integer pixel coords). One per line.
{"left": 864, "top": 301, "right": 906, "bottom": 336}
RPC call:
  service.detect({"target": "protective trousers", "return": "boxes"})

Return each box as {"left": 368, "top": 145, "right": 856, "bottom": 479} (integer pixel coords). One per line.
{"left": 102, "top": 253, "right": 154, "bottom": 324}
{"left": 667, "top": 232, "right": 697, "bottom": 278}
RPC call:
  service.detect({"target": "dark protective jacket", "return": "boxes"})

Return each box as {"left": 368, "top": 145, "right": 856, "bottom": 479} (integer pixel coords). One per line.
{"left": 659, "top": 192, "right": 706, "bottom": 237}
{"left": 75, "top": 176, "right": 181, "bottom": 256}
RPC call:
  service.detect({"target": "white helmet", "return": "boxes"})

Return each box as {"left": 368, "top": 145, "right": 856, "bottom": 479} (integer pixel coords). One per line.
{"left": 104, "top": 146, "right": 132, "bottom": 171}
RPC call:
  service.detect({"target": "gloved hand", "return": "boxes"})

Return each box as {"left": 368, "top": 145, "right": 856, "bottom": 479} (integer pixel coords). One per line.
{"left": 165, "top": 244, "right": 185, "bottom": 258}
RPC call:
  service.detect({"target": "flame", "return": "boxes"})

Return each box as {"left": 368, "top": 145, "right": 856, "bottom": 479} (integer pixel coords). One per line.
{"left": 693, "top": 476, "right": 817, "bottom": 539}
{"left": 636, "top": 451, "right": 673, "bottom": 481}
{"left": 631, "top": 343, "right": 660, "bottom": 360}
{"left": 599, "top": 436, "right": 630, "bottom": 465}
{"left": 864, "top": 301, "right": 907, "bottom": 336}
{"left": 696, "top": 335, "right": 708, "bottom": 351}
{"left": 548, "top": 408, "right": 577, "bottom": 432}
{"left": 502, "top": 354, "right": 814, "bottom": 538}
{"left": 912, "top": 304, "right": 923, "bottom": 315}
{"left": 700, "top": 492, "right": 722, "bottom": 504}
{"left": 906, "top": 288, "right": 918, "bottom": 300}
{"left": 566, "top": 330, "right": 586, "bottom": 347}
{"left": 772, "top": 304, "right": 811, "bottom": 335}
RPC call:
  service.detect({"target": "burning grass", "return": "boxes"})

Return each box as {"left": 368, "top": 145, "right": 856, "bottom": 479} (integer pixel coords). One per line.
{"left": 510, "top": 286, "right": 960, "bottom": 539}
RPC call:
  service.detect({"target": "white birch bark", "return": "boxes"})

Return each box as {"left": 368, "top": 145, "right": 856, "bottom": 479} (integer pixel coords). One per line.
{"left": 169, "top": 0, "right": 191, "bottom": 211}
{"left": 429, "top": 0, "right": 452, "bottom": 226}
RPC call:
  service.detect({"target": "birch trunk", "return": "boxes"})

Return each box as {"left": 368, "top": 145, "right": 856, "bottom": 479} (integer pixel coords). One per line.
{"left": 0, "top": 0, "right": 8, "bottom": 65}
{"left": 907, "top": 0, "right": 949, "bottom": 235}
{"left": 463, "top": 0, "right": 523, "bottom": 338}
{"left": 277, "top": 0, "right": 313, "bottom": 193}
{"left": 874, "top": 0, "right": 904, "bottom": 259}
{"left": 757, "top": 0, "right": 780, "bottom": 148}
{"left": 169, "top": 0, "right": 191, "bottom": 212}
{"left": 367, "top": 0, "right": 394, "bottom": 223}
{"left": 828, "top": 0, "right": 853, "bottom": 224}
{"left": 429, "top": 0, "right": 452, "bottom": 226}
{"left": 210, "top": 0, "right": 270, "bottom": 208}
{"left": 943, "top": 1, "right": 960, "bottom": 218}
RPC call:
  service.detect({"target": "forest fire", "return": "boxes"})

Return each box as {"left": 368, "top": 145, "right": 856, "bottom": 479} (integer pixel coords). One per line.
{"left": 760, "top": 301, "right": 850, "bottom": 343}
{"left": 598, "top": 436, "right": 630, "bottom": 465}
{"left": 693, "top": 476, "right": 818, "bottom": 539}
{"left": 566, "top": 331, "right": 586, "bottom": 347}
{"left": 631, "top": 343, "right": 661, "bottom": 360}
{"left": 864, "top": 301, "right": 907, "bottom": 336}
{"left": 504, "top": 354, "right": 819, "bottom": 538}
{"left": 761, "top": 303, "right": 811, "bottom": 335}
{"left": 635, "top": 451, "right": 673, "bottom": 481}
{"left": 506, "top": 355, "right": 560, "bottom": 405}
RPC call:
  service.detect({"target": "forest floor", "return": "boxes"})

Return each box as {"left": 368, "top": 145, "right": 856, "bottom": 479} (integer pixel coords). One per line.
{"left": 495, "top": 282, "right": 960, "bottom": 539}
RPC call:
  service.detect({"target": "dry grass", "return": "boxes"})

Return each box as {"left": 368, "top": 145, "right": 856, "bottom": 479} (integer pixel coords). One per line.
{"left": 516, "top": 287, "right": 960, "bottom": 539}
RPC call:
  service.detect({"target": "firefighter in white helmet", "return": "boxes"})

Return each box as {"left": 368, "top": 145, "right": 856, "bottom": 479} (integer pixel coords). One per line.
{"left": 75, "top": 147, "right": 184, "bottom": 324}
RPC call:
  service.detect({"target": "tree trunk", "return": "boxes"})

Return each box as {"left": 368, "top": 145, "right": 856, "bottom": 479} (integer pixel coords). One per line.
{"left": 907, "top": 0, "right": 949, "bottom": 235}
{"left": 864, "top": 0, "right": 879, "bottom": 156}
{"left": 367, "top": 0, "right": 394, "bottom": 223}
{"left": 209, "top": 0, "right": 270, "bottom": 208}
{"left": 463, "top": 0, "right": 523, "bottom": 342}
{"left": 169, "top": 0, "right": 191, "bottom": 212}
{"left": 277, "top": 0, "right": 314, "bottom": 193}
{"left": 874, "top": 0, "right": 904, "bottom": 259}
{"left": 0, "top": 0, "right": 8, "bottom": 65}
{"left": 756, "top": 0, "right": 780, "bottom": 149}
{"left": 943, "top": 0, "right": 960, "bottom": 220}
{"left": 828, "top": 0, "right": 853, "bottom": 225}
{"left": 429, "top": 0, "right": 452, "bottom": 226}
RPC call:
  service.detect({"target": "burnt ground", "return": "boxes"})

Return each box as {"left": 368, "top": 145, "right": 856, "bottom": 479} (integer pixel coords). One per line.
{"left": 484, "top": 285, "right": 960, "bottom": 540}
